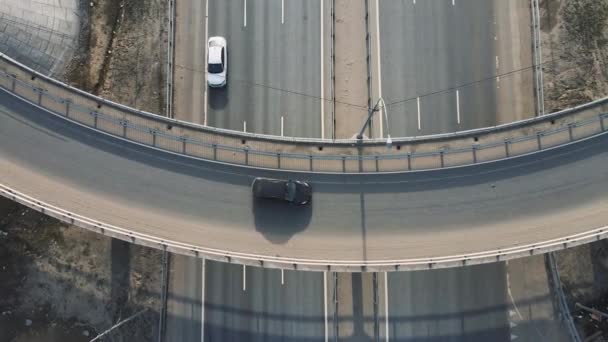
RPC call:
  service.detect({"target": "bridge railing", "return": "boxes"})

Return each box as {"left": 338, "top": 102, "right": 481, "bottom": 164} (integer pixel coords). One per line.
{"left": 1, "top": 53, "right": 607, "bottom": 173}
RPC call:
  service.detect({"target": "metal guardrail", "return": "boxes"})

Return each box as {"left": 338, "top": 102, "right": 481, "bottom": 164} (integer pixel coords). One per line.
{"left": 2, "top": 184, "right": 608, "bottom": 272}
{"left": 165, "top": 0, "right": 176, "bottom": 118}
{"left": 1, "top": 52, "right": 607, "bottom": 174}
{"left": 531, "top": 0, "right": 545, "bottom": 116}
{"left": 157, "top": 249, "right": 170, "bottom": 342}
{"left": 547, "top": 252, "right": 583, "bottom": 342}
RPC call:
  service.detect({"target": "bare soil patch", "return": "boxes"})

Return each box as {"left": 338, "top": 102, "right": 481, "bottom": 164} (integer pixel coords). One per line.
{"left": 0, "top": 198, "right": 162, "bottom": 341}
{"left": 66, "top": 0, "right": 168, "bottom": 114}
{"left": 555, "top": 240, "right": 608, "bottom": 339}
{"left": 540, "top": 0, "right": 608, "bottom": 112}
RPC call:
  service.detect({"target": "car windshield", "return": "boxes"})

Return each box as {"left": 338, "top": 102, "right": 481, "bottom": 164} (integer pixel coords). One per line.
{"left": 208, "top": 63, "right": 223, "bottom": 74}
{"left": 284, "top": 181, "right": 296, "bottom": 202}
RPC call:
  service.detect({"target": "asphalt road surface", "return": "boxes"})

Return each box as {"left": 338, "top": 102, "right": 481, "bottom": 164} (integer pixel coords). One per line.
{"left": 377, "top": 0, "right": 531, "bottom": 137}
{"left": 204, "top": 261, "right": 325, "bottom": 341}
{"left": 2, "top": 89, "right": 607, "bottom": 267}
{"left": 388, "top": 264, "right": 510, "bottom": 341}
{"left": 204, "top": 0, "right": 322, "bottom": 137}
{"left": 165, "top": 254, "right": 203, "bottom": 342}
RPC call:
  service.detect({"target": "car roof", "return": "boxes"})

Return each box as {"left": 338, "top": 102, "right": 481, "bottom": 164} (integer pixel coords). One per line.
{"left": 208, "top": 46, "right": 222, "bottom": 64}
{"left": 253, "top": 178, "right": 286, "bottom": 198}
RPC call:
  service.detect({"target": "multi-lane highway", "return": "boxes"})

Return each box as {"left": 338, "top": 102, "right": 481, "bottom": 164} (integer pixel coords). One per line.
{"left": 376, "top": 0, "right": 534, "bottom": 137}
{"left": 388, "top": 264, "right": 510, "bottom": 340}
{"left": 174, "top": 0, "right": 324, "bottom": 138}
{"left": 173, "top": 0, "right": 534, "bottom": 139}
{"left": 160, "top": 256, "right": 571, "bottom": 341}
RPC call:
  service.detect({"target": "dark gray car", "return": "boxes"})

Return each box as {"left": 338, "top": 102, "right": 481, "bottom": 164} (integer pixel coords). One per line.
{"left": 251, "top": 178, "right": 312, "bottom": 205}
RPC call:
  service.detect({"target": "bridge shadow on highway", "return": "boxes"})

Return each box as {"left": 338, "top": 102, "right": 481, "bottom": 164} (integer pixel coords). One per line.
{"left": 252, "top": 198, "right": 312, "bottom": 244}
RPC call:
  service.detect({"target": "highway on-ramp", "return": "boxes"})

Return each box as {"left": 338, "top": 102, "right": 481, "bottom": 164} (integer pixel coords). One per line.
{"left": 1, "top": 88, "right": 607, "bottom": 267}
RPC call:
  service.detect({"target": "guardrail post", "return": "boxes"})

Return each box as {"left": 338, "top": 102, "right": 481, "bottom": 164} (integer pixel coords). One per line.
{"left": 568, "top": 123, "right": 574, "bottom": 142}
{"left": 92, "top": 111, "right": 98, "bottom": 128}
{"left": 600, "top": 114, "right": 606, "bottom": 132}
{"left": 64, "top": 100, "right": 71, "bottom": 118}
{"left": 342, "top": 156, "right": 346, "bottom": 173}
{"left": 151, "top": 129, "right": 157, "bottom": 147}
{"left": 277, "top": 152, "right": 281, "bottom": 169}
{"left": 309, "top": 155, "right": 313, "bottom": 171}
{"left": 244, "top": 147, "right": 249, "bottom": 165}
{"left": 181, "top": 136, "right": 187, "bottom": 154}
{"left": 375, "top": 155, "right": 379, "bottom": 172}
{"left": 472, "top": 145, "right": 478, "bottom": 163}
{"left": 439, "top": 151, "right": 445, "bottom": 168}
{"left": 122, "top": 120, "right": 128, "bottom": 137}
{"left": 537, "top": 132, "right": 543, "bottom": 150}
{"left": 10, "top": 75, "right": 16, "bottom": 91}
{"left": 504, "top": 139, "right": 510, "bottom": 157}
{"left": 407, "top": 153, "right": 411, "bottom": 171}
{"left": 37, "top": 88, "right": 43, "bottom": 105}
{"left": 213, "top": 144, "right": 217, "bottom": 160}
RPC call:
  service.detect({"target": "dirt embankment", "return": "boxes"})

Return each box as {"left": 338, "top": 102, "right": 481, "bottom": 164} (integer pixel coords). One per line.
{"left": 556, "top": 240, "right": 608, "bottom": 339}
{"left": 0, "top": 198, "right": 162, "bottom": 341}
{"left": 66, "top": 0, "right": 168, "bottom": 114}
{"left": 540, "top": 0, "right": 608, "bottom": 112}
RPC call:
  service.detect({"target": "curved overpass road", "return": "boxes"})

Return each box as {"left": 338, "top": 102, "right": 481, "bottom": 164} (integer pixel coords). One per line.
{"left": 1, "top": 89, "right": 607, "bottom": 267}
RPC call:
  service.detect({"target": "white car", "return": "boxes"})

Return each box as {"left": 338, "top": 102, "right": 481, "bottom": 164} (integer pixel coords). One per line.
{"left": 207, "top": 36, "right": 227, "bottom": 88}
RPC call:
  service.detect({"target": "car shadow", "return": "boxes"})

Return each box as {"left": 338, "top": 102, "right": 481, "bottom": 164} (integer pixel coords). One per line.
{"left": 208, "top": 85, "right": 228, "bottom": 110}
{"left": 252, "top": 197, "right": 312, "bottom": 244}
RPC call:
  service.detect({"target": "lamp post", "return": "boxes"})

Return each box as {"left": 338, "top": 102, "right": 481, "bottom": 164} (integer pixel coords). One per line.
{"left": 356, "top": 97, "right": 392, "bottom": 148}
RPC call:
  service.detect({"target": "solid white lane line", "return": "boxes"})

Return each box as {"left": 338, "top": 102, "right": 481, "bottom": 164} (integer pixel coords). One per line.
{"left": 384, "top": 272, "right": 389, "bottom": 342}
{"left": 416, "top": 97, "right": 421, "bottom": 130}
{"left": 243, "top": 0, "right": 247, "bottom": 27}
{"left": 456, "top": 90, "right": 460, "bottom": 125}
{"left": 324, "top": 271, "right": 328, "bottom": 342}
{"left": 203, "top": 0, "right": 209, "bottom": 126}
{"left": 201, "top": 258, "right": 206, "bottom": 342}
{"left": 242, "top": 264, "right": 247, "bottom": 291}
{"left": 320, "top": 0, "right": 325, "bottom": 139}
{"left": 281, "top": 0, "right": 285, "bottom": 24}
{"left": 281, "top": 269, "right": 285, "bottom": 285}
{"left": 375, "top": 0, "right": 383, "bottom": 137}
{"left": 243, "top": 121, "right": 247, "bottom": 132}
{"left": 452, "top": 0, "right": 455, "bottom": 6}
{"left": 281, "top": 116, "right": 284, "bottom": 136}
